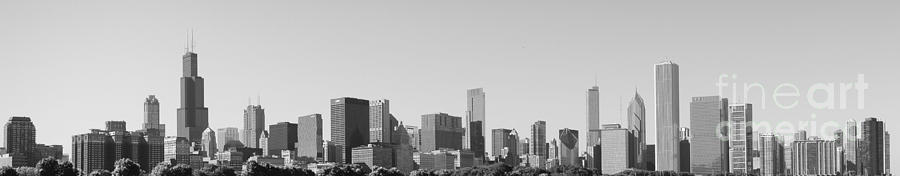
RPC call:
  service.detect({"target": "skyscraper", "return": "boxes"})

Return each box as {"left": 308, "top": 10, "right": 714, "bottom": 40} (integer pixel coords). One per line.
{"left": 791, "top": 140, "right": 841, "bottom": 176}
{"left": 654, "top": 61, "right": 680, "bottom": 171}
{"left": 369, "top": 99, "right": 394, "bottom": 143}
{"left": 330, "top": 97, "right": 370, "bottom": 163}
{"left": 558, "top": 128, "right": 579, "bottom": 166}
{"left": 531, "top": 121, "right": 547, "bottom": 159}
{"left": 72, "top": 129, "right": 114, "bottom": 174}
{"left": 491, "top": 129, "right": 513, "bottom": 159}
{"left": 200, "top": 128, "right": 216, "bottom": 158}
{"left": 216, "top": 127, "right": 240, "bottom": 151}
{"left": 845, "top": 119, "right": 859, "bottom": 174}
{"left": 164, "top": 136, "right": 190, "bottom": 165}
{"left": 143, "top": 95, "right": 165, "bottom": 137}
{"left": 600, "top": 124, "right": 634, "bottom": 174}
{"left": 420, "top": 113, "right": 463, "bottom": 151}
{"left": 860, "top": 117, "right": 884, "bottom": 176}
{"left": 885, "top": 131, "right": 891, "bottom": 175}
{"left": 759, "top": 133, "right": 785, "bottom": 176}
{"left": 728, "top": 104, "right": 753, "bottom": 174}
{"left": 627, "top": 92, "right": 646, "bottom": 169}
{"left": 586, "top": 86, "right": 600, "bottom": 149}
{"left": 404, "top": 125, "right": 420, "bottom": 151}
{"left": 392, "top": 122, "right": 415, "bottom": 173}
{"left": 176, "top": 51, "right": 209, "bottom": 144}
{"left": 679, "top": 127, "right": 690, "bottom": 172}
{"left": 242, "top": 104, "right": 265, "bottom": 148}
{"left": 689, "top": 96, "right": 729, "bottom": 175}
{"left": 465, "top": 88, "right": 486, "bottom": 163}
{"left": 259, "top": 130, "right": 269, "bottom": 156}
{"left": 268, "top": 122, "right": 298, "bottom": 156}
{"left": 298, "top": 114, "right": 323, "bottom": 161}
{"left": 4, "top": 117, "right": 36, "bottom": 167}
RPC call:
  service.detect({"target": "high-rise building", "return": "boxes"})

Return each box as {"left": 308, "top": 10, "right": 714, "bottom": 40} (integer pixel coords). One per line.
{"left": 600, "top": 124, "right": 634, "bottom": 174}
{"left": 791, "top": 140, "right": 841, "bottom": 176}
{"left": 627, "top": 92, "right": 646, "bottom": 169}
{"left": 268, "top": 122, "right": 298, "bottom": 156}
{"left": 654, "top": 61, "right": 680, "bottom": 171}
{"left": 393, "top": 122, "right": 415, "bottom": 173}
{"left": 298, "top": 114, "right": 323, "bottom": 161}
{"left": 176, "top": 51, "right": 209, "bottom": 144}
{"left": 518, "top": 138, "right": 530, "bottom": 156}
{"left": 586, "top": 86, "right": 600, "bottom": 149}
{"left": 728, "top": 103, "right": 753, "bottom": 174}
{"left": 845, "top": 119, "right": 859, "bottom": 174}
{"left": 559, "top": 128, "right": 579, "bottom": 166}
{"left": 860, "top": 117, "right": 885, "bottom": 176}
{"left": 259, "top": 130, "right": 269, "bottom": 156}
{"left": 404, "top": 125, "right": 420, "bottom": 151}
{"left": 369, "top": 100, "right": 395, "bottom": 143}
{"left": 200, "top": 128, "right": 216, "bottom": 158}
{"left": 164, "top": 136, "right": 190, "bottom": 165}
{"left": 72, "top": 129, "right": 114, "bottom": 174}
{"left": 143, "top": 95, "right": 165, "bottom": 137}
{"left": 491, "top": 129, "right": 514, "bottom": 159}
{"left": 323, "top": 140, "right": 337, "bottom": 162}
{"left": 242, "top": 104, "right": 265, "bottom": 148}
{"left": 689, "top": 96, "right": 729, "bottom": 175}
{"left": 351, "top": 144, "right": 394, "bottom": 169}
{"left": 759, "top": 134, "right": 785, "bottom": 176}
{"left": 216, "top": 127, "right": 240, "bottom": 151}
{"left": 4, "top": 117, "right": 36, "bottom": 167}
{"left": 679, "top": 127, "right": 691, "bottom": 172}
{"left": 465, "top": 88, "right": 486, "bottom": 163}
{"left": 885, "top": 131, "right": 891, "bottom": 175}
{"left": 531, "top": 121, "right": 547, "bottom": 160}
{"left": 548, "top": 139, "right": 559, "bottom": 168}
{"left": 330, "top": 97, "right": 370, "bottom": 163}
{"left": 795, "top": 130, "right": 808, "bottom": 141}
{"left": 645, "top": 145, "right": 656, "bottom": 171}
{"left": 420, "top": 113, "right": 463, "bottom": 151}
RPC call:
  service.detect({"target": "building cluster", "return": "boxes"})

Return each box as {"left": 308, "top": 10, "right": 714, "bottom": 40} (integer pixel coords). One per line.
{"left": 0, "top": 50, "right": 886, "bottom": 176}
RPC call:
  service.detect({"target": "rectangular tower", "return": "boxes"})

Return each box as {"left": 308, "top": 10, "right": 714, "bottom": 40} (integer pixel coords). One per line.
{"left": 689, "top": 96, "right": 729, "bottom": 175}
{"left": 176, "top": 52, "right": 209, "bottom": 143}
{"left": 466, "top": 88, "right": 486, "bottom": 162}
{"left": 654, "top": 61, "right": 680, "bottom": 171}
{"left": 420, "top": 113, "right": 463, "bottom": 152}
{"left": 298, "top": 114, "right": 324, "bottom": 161}
{"left": 728, "top": 104, "right": 753, "bottom": 174}
{"left": 330, "top": 97, "right": 370, "bottom": 163}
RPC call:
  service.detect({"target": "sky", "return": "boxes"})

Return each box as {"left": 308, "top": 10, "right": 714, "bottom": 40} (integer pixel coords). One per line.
{"left": 1, "top": 0, "right": 898, "bottom": 168}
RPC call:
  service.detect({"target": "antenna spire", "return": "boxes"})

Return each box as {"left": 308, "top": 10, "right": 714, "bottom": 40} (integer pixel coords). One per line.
{"left": 190, "top": 29, "right": 195, "bottom": 52}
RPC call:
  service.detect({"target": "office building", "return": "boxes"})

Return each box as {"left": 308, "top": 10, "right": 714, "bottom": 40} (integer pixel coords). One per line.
{"left": 689, "top": 96, "right": 729, "bottom": 175}
{"left": 298, "top": 114, "right": 324, "bottom": 161}
{"left": 860, "top": 117, "right": 884, "bottom": 176}
{"left": 728, "top": 103, "right": 753, "bottom": 174}
{"left": 845, "top": 119, "right": 859, "bottom": 174}
{"left": 143, "top": 95, "right": 165, "bottom": 137}
{"left": 791, "top": 140, "right": 841, "bottom": 176}
{"left": 268, "top": 122, "right": 298, "bottom": 156}
{"left": 600, "top": 124, "right": 634, "bottom": 174}
{"left": 71, "top": 129, "right": 114, "bottom": 174}
{"left": 3, "top": 117, "right": 36, "bottom": 167}
{"left": 759, "top": 134, "right": 785, "bottom": 176}
{"left": 465, "top": 88, "right": 486, "bottom": 164}
{"left": 559, "top": 128, "right": 579, "bottom": 166}
{"left": 369, "top": 100, "right": 395, "bottom": 143}
{"left": 176, "top": 51, "right": 210, "bottom": 144}
{"left": 420, "top": 113, "right": 463, "bottom": 151}
{"left": 330, "top": 97, "right": 370, "bottom": 163}
{"left": 404, "top": 125, "right": 420, "bottom": 151}
{"left": 491, "top": 129, "right": 515, "bottom": 159}
{"left": 628, "top": 92, "right": 646, "bottom": 169}
{"left": 242, "top": 104, "right": 265, "bottom": 148}
{"left": 655, "top": 61, "right": 680, "bottom": 171}
{"left": 351, "top": 144, "right": 394, "bottom": 169}
{"left": 586, "top": 86, "right": 600, "bottom": 149}
{"left": 216, "top": 127, "right": 240, "bottom": 151}
{"left": 679, "top": 127, "right": 690, "bottom": 172}
{"left": 164, "top": 136, "right": 190, "bottom": 165}
{"left": 259, "top": 130, "right": 269, "bottom": 156}
{"left": 201, "top": 128, "right": 216, "bottom": 158}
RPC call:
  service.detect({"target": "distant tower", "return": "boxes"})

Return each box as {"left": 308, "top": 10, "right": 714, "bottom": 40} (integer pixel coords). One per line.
{"left": 586, "top": 86, "right": 600, "bottom": 150}
{"left": 268, "top": 122, "right": 298, "bottom": 156}
{"left": 143, "top": 95, "right": 165, "bottom": 137}
{"left": 176, "top": 49, "right": 209, "bottom": 143}
{"left": 242, "top": 104, "right": 265, "bottom": 148}
{"left": 369, "top": 99, "right": 394, "bottom": 143}
{"left": 4, "top": 117, "right": 36, "bottom": 167}
{"left": 728, "top": 104, "right": 753, "bottom": 174}
{"left": 330, "top": 97, "right": 370, "bottom": 163}
{"left": 420, "top": 113, "right": 463, "bottom": 151}
{"left": 466, "top": 88, "right": 486, "bottom": 163}
{"left": 628, "top": 91, "right": 647, "bottom": 169}
{"left": 654, "top": 61, "right": 680, "bottom": 171}
{"left": 201, "top": 128, "right": 217, "bottom": 158}
{"left": 530, "top": 121, "right": 547, "bottom": 159}
{"left": 216, "top": 127, "right": 240, "bottom": 151}
{"left": 259, "top": 130, "right": 270, "bottom": 156}
{"left": 845, "top": 119, "right": 859, "bottom": 174}
{"left": 860, "top": 117, "right": 885, "bottom": 176}
{"left": 298, "top": 114, "right": 324, "bottom": 161}
{"left": 689, "top": 96, "right": 728, "bottom": 175}
{"left": 558, "top": 128, "right": 579, "bottom": 166}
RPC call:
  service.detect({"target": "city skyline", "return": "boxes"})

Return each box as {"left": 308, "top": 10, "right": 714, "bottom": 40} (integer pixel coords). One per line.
{"left": 1, "top": 2, "right": 900, "bottom": 172}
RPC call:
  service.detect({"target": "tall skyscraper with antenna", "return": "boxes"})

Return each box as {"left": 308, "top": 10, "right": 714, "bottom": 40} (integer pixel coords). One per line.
{"left": 628, "top": 91, "right": 647, "bottom": 169}
{"left": 586, "top": 86, "right": 600, "bottom": 150}
{"left": 176, "top": 38, "right": 209, "bottom": 144}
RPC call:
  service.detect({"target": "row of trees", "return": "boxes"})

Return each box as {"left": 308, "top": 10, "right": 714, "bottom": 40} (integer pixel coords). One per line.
{"left": 0, "top": 157, "right": 714, "bottom": 176}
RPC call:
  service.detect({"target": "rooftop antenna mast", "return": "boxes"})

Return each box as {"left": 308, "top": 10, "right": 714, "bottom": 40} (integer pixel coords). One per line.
{"left": 190, "top": 29, "right": 196, "bottom": 53}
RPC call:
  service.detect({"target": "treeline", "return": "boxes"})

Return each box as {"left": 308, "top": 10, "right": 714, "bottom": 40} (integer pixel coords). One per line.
{"left": 0, "top": 157, "right": 729, "bottom": 176}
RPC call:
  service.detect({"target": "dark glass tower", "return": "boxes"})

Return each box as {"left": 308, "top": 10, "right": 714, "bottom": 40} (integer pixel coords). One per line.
{"left": 860, "top": 117, "right": 885, "bottom": 176}
{"left": 330, "top": 97, "right": 370, "bottom": 163}
{"left": 176, "top": 52, "right": 209, "bottom": 143}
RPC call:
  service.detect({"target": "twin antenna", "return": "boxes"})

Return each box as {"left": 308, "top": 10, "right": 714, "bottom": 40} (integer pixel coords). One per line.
{"left": 185, "top": 29, "right": 196, "bottom": 53}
